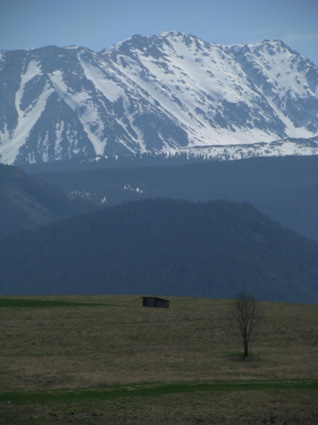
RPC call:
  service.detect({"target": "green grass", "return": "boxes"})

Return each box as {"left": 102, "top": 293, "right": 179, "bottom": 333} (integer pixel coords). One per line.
{"left": 0, "top": 297, "right": 107, "bottom": 308}
{"left": 1, "top": 379, "right": 318, "bottom": 404}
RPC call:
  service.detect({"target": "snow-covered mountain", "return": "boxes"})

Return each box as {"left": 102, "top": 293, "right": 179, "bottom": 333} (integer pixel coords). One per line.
{"left": 1, "top": 31, "right": 318, "bottom": 165}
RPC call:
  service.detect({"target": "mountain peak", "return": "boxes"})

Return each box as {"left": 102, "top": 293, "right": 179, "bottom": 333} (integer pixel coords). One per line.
{"left": 159, "top": 30, "right": 197, "bottom": 40}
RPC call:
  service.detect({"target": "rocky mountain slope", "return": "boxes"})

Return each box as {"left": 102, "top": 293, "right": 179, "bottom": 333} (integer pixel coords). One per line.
{"left": 0, "top": 32, "right": 317, "bottom": 165}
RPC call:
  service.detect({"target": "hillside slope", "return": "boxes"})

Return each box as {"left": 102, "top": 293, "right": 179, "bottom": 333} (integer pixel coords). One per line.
{"left": 1, "top": 199, "right": 317, "bottom": 303}
{"left": 35, "top": 155, "right": 318, "bottom": 242}
{"left": 0, "top": 164, "right": 97, "bottom": 235}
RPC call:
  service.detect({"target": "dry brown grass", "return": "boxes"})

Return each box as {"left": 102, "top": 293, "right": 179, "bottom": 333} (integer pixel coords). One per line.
{"left": 0, "top": 295, "right": 317, "bottom": 424}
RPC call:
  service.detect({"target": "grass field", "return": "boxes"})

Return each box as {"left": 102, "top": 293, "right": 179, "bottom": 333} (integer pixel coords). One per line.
{"left": 0, "top": 295, "right": 317, "bottom": 424}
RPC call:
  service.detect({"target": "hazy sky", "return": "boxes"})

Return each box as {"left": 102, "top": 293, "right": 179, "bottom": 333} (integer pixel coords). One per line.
{"left": 1, "top": 0, "right": 317, "bottom": 64}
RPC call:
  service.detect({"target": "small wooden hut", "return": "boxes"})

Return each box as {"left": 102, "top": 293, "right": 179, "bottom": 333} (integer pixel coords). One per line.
{"left": 142, "top": 296, "right": 170, "bottom": 309}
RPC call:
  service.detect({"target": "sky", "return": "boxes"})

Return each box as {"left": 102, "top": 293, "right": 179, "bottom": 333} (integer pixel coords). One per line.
{"left": 0, "top": 0, "right": 317, "bottom": 64}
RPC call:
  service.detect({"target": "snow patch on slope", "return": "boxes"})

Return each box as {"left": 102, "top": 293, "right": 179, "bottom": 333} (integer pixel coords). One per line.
{"left": 1, "top": 60, "right": 53, "bottom": 163}
{"left": 162, "top": 137, "right": 318, "bottom": 161}
{"left": 80, "top": 58, "right": 125, "bottom": 103}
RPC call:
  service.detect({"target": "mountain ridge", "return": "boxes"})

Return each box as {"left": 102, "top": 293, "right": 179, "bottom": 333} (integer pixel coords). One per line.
{"left": 33, "top": 155, "right": 318, "bottom": 243}
{"left": 1, "top": 32, "right": 317, "bottom": 165}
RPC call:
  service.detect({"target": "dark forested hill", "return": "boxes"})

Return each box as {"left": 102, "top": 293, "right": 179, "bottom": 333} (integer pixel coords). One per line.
{"left": 0, "top": 164, "right": 98, "bottom": 236}
{"left": 1, "top": 199, "right": 317, "bottom": 303}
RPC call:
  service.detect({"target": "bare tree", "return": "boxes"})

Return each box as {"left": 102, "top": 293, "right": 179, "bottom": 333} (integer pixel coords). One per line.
{"left": 231, "top": 292, "right": 259, "bottom": 358}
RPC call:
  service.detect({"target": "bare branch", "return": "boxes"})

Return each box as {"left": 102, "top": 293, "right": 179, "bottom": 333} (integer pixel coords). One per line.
{"left": 231, "top": 292, "right": 259, "bottom": 358}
